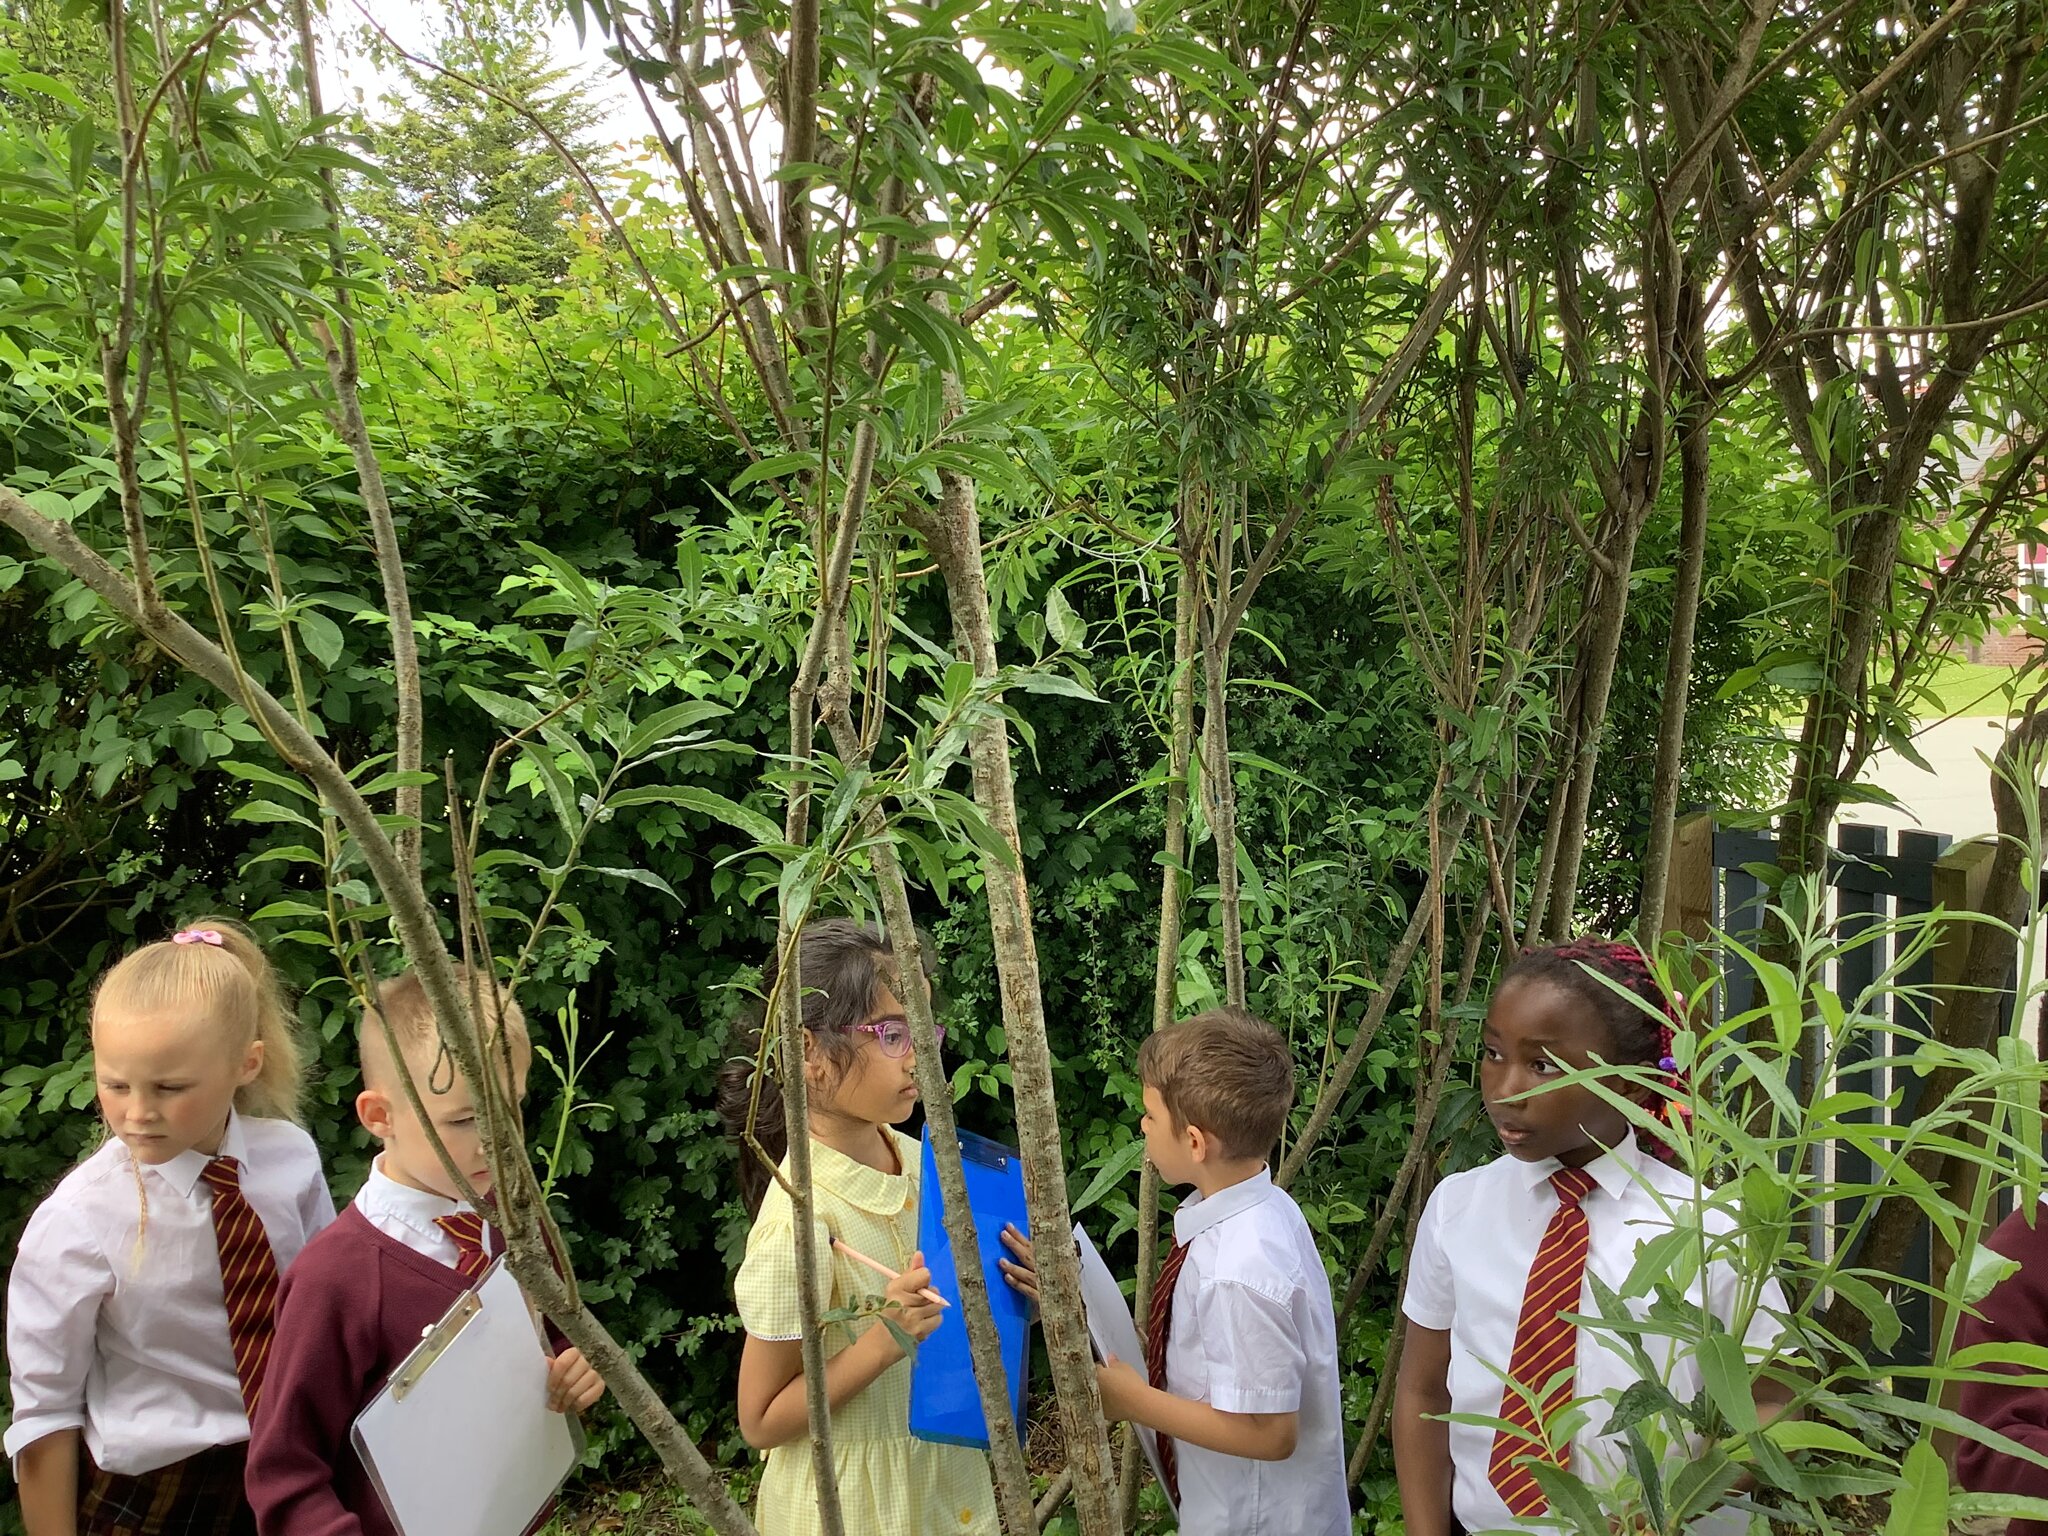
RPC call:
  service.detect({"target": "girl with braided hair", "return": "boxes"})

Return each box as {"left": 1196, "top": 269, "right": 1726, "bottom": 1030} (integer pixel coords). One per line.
{"left": 1394, "top": 939, "right": 1792, "bottom": 1536}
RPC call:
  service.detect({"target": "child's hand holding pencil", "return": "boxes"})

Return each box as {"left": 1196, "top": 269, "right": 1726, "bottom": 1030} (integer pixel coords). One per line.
{"left": 834, "top": 1239, "right": 947, "bottom": 1348}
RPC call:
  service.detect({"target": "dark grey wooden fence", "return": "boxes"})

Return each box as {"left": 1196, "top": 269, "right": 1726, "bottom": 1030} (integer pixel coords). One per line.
{"left": 1670, "top": 815, "right": 2015, "bottom": 1371}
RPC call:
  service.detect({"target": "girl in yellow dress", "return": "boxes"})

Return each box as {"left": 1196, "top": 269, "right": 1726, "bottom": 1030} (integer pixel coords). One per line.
{"left": 719, "top": 920, "right": 1035, "bottom": 1536}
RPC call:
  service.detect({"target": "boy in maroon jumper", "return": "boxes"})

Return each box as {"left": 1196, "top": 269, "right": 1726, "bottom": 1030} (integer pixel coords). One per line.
{"left": 245, "top": 970, "right": 602, "bottom": 1536}
{"left": 1955, "top": 1199, "right": 2048, "bottom": 1536}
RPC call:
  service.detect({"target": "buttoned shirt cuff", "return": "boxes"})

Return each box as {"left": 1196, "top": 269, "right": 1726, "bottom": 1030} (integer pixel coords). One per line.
{"left": 5, "top": 1407, "right": 86, "bottom": 1469}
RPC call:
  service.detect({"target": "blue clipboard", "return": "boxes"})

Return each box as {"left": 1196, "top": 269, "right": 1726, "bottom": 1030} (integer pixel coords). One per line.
{"left": 907, "top": 1127, "right": 1032, "bottom": 1450}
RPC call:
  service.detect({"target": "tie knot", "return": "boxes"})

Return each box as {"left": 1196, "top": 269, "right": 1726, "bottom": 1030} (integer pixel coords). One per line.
{"left": 201, "top": 1156, "right": 241, "bottom": 1192}
{"left": 437, "top": 1211, "right": 484, "bottom": 1241}
{"left": 1551, "top": 1167, "right": 1597, "bottom": 1207}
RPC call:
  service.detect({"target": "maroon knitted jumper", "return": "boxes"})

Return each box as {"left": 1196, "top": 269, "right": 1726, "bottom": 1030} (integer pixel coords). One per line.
{"left": 1956, "top": 1200, "right": 2048, "bottom": 1536}
{"left": 246, "top": 1205, "right": 526, "bottom": 1536}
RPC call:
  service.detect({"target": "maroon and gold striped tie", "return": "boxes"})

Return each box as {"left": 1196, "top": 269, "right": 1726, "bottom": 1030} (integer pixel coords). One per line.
{"left": 1489, "top": 1166, "right": 1600, "bottom": 1515}
{"left": 1144, "top": 1239, "right": 1192, "bottom": 1503}
{"left": 436, "top": 1210, "right": 492, "bottom": 1279}
{"left": 199, "top": 1156, "right": 279, "bottom": 1414}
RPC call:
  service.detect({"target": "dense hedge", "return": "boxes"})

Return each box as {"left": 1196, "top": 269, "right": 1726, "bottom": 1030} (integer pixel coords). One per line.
{"left": 0, "top": 372, "right": 1774, "bottom": 1503}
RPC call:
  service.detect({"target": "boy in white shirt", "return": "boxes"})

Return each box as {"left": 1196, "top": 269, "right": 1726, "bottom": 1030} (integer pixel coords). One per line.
{"left": 245, "top": 968, "right": 602, "bottom": 1536}
{"left": 1094, "top": 1007, "right": 1351, "bottom": 1536}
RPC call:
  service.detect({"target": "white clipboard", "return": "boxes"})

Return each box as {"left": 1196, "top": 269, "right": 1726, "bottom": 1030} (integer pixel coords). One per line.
{"left": 1072, "top": 1223, "right": 1177, "bottom": 1515}
{"left": 350, "top": 1257, "right": 584, "bottom": 1536}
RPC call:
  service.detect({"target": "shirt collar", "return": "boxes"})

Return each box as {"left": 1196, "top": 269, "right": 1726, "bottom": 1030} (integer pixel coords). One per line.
{"left": 154, "top": 1108, "right": 249, "bottom": 1199}
{"left": 1173, "top": 1165, "right": 1277, "bottom": 1245}
{"left": 804, "top": 1128, "right": 917, "bottom": 1216}
{"left": 358, "top": 1155, "right": 475, "bottom": 1233}
{"left": 1507, "top": 1136, "right": 1645, "bottom": 1203}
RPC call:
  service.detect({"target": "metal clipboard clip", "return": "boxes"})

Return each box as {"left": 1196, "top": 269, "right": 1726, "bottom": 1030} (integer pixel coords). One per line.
{"left": 390, "top": 1287, "right": 483, "bottom": 1402}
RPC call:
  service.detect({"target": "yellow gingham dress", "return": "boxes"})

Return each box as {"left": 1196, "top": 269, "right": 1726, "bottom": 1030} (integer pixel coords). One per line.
{"left": 734, "top": 1128, "right": 999, "bottom": 1536}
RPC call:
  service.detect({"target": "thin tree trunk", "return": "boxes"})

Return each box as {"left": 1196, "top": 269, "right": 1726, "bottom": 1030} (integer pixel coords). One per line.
{"left": 0, "top": 484, "right": 760, "bottom": 1536}
{"left": 289, "top": 0, "right": 422, "bottom": 879}
{"left": 863, "top": 828, "right": 1042, "bottom": 1535}
{"left": 818, "top": 576, "right": 1039, "bottom": 1536}
{"left": 767, "top": 417, "right": 893, "bottom": 1536}
{"left": 1638, "top": 292, "right": 1714, "bottom": 943}
{"left": 1278, "top": 796, "right": 1471, "bottom": 1189}
{"left": 1345, "top": 1168, "right": 1432, "bottom": 1489}
{"left": 1121, "top": 539, "right": 1203, "bottom": 1518}
{"left": 923, "top": 464, "right": 1121, "bottom": 1534}
{"left": 1334, "top": 901, "right": 1488, "bottom": 1333}
{"left": 1541, "top": 511, "right": 1649, "bottom": 939}
{"left": 1204, "top": 482, "right": 1247, "bottom": 1008}
{"left": 1202, "top": 626, "right": 1244, "bottom": 1008}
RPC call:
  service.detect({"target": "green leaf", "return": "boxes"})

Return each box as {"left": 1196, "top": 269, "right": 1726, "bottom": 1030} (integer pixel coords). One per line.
{"left": 1046, "top": 585, "right": 1087, "bottom": 652}
{"left": 1071, "top": 1139, "right": 1145, "bottom": 1215}
{"left": 296, "top": 609, "right": 345, "bottom": 670}
{"left": 608, "top": 785, "right": 780, "bottom": 845}
{"left": 248, "top": 899, "right": 328, "bottom": 922}
{"left": 1962, "top": 1244, "right": 2024, "bottom": 1305}
{"left": 622, "top": 700, "right": 730, "bottom": 759}
{"left": 1694, "top": 1331, "right": 1759, "bottom": 1435}
{"left": 587, "top": 867, "right": 683, "bottom": 905}
{"left": 222, "top": 761, "right": 317, "bottom": 800}
{"left": 1882, "top": 1438, "right": 1948, "bottom": 1536}
{"left": 463, "top": 685, "right": 545, "bottom": 732}
{"left": 230, "top": 800, "right": 320, "bottom": 830}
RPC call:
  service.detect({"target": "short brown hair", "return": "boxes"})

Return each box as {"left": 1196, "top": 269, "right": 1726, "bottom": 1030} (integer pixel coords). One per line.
{"left": 358, "top": 965, "right": 528, "bottom": 1093}
{"left": 1137, "top": 1007, "right": 1294, "bottom": 1160}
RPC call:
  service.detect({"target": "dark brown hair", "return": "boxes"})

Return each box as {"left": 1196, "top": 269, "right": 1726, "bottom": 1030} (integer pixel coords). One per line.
{"left": 717, "top": 919, "right": 900, "bottom": 1216}
{"left": 1137, "top": 1006, "right": 1295, "bottom": 1161}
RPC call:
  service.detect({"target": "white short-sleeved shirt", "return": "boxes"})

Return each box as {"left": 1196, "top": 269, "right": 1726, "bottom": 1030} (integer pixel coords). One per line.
{"left": 351, "top": 1155, "right": 492, "bottom": 1268}
{"left": 1162, "top": 1168, "right": 1351, "bottom": 1536}
{"left": 4, "top": 1111, "right": 336, "bottom": 1474}
{"left": 1402, "top": 1140, "right": 1787, "bottom": 1532}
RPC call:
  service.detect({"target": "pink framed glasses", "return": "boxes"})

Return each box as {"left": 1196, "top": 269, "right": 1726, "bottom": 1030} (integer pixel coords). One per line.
{"left": 842, "top": 1016, "right": 945, "bottom": 1058}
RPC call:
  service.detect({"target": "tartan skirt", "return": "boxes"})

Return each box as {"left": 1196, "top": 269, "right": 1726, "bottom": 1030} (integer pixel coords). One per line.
{"left": 79, "top": 1442, "right": 256, "bottom": 1536}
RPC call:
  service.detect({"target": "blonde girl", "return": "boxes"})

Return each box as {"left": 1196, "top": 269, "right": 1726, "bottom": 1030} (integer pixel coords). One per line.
{"left": 6, "top": 917, "right": 335, "bottom": 1536}
{"left": 718, "top": 919, "right": 1036, "bottom": 1536}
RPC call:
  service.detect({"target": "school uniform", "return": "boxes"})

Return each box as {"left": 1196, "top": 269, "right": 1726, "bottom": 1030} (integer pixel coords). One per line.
{"left": 4, "top": 1112, "right": 335, "bottom": 1536}
{"left": 733, "top": 1128, "right": 999, "bottom": 1536}
{"left": 1149, "top": 1167, "right": 1351, "bottom": 1536}
{"left": 1954, "top": 1197, "right": 2048, "bottom": 1536}
{"left": 1403, "top": 1139, "right": 1787, "bottom": 1534}
{"left": 245, "top": 1158, "right": 509, "bottom": 1536}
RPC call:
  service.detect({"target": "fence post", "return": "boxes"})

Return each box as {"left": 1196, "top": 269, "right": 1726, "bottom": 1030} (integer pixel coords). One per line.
{"left": 1930, "top": 836, "right": 2000, "bottom": 1037}
{"left": 1662, "top": 811, "right": 1716, "bottom": 946}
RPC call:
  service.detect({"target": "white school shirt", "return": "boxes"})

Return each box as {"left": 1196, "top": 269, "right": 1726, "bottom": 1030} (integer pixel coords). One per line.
{"left": 1402, "top": 1140, "right": 1787, "bottom": 1533}
{"left": 4, "top": 1111, "right": 336, "bottom": 1475}
{"left": 351, "top": 1155, "right": 494, "bottom": 1267}
{"left": 1162, "top": 1167, "right": 1352, "bottom": 1536}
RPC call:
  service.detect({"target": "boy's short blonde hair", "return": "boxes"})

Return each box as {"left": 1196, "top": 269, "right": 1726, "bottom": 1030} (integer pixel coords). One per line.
{"left": 1137, "top": 1007, "right": 1294, "bottom": 1161}
{"left": 358, "top": 966, "right": 529, "bottom": 1093}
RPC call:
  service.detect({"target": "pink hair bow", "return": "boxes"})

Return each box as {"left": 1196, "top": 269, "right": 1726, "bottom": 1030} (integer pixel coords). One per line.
{"left": 172, "top": 927, "right": 225, "bottom": 946}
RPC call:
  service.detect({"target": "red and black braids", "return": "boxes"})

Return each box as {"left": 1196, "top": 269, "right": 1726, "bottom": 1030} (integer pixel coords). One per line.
{"left": 1501, "top": 937, "right": 1693, "bottom": 1156}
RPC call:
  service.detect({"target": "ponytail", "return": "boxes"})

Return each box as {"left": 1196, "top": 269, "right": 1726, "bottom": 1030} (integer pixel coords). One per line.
{"left": 717, "top": 918, "right": 907, "bottom": 1217}
{"left": 94, "top": 913, "right": 307, "bottom": 1124}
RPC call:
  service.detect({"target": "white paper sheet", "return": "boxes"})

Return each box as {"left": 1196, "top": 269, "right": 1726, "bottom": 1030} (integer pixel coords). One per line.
{"left": 351, "top": 1258, "right": 583, "bottom": 1536}
{"left": 1072, "top": 1222, "right": 1176, "bottom": 1513}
